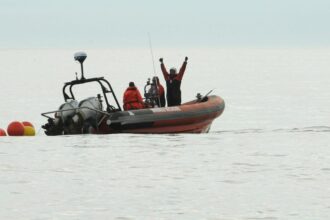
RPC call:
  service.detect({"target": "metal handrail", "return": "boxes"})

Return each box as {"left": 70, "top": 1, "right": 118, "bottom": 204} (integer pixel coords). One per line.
{"left": 41, "top": 107, "right": 111, "bottom": 119}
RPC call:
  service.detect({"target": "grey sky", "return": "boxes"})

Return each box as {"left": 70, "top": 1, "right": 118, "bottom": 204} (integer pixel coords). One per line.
{"left": 0, "top": 0, "right": 329, "bottom": 48}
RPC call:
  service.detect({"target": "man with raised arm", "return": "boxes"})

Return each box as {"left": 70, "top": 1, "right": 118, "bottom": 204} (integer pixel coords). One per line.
{"left": 159, "top": 57, "right": 188, "bottom": 106}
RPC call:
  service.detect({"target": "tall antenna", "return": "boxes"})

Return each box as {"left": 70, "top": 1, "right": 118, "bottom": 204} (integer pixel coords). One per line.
{"left": 148, "top": 33, "right": 157, "bottom": 76}
{"left": 147, "top": 33, "right": 161, "bottom": 107}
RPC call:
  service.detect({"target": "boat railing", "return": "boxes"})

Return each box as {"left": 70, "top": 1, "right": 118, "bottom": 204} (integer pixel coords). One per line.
{"left": 41, "top": 107, "right": 111, "bottom": 120}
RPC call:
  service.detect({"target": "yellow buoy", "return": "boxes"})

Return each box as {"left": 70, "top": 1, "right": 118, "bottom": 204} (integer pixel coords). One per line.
{"left": 23, "top": 126, "right": 36, "bottom": 136}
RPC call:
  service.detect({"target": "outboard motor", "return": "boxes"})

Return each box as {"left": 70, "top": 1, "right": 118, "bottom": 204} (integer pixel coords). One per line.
{"left": 42, "top": 100, "right": 79, "bottom": 135}
{"left": 72, "top": 97, "right": 103, "bottom": 133}
{"left": 57, "top": 100, "right": 79, "bottom": 123}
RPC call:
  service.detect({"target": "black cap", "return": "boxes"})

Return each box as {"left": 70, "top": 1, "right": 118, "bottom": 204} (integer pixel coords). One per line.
{"left": 129, "top": 82, "right": 135, "bottom": 87}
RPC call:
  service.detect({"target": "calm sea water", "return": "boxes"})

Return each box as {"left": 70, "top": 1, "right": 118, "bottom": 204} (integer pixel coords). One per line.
{"left": 1, "top": 48, "right": 330, "bottom": 219}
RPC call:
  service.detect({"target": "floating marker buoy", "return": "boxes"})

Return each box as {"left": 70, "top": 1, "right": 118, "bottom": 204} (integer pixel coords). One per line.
{"left": 0, "top": 128, "right": 7, "bottom": 136}
{"left": 23, "top": 126, "right": 36, "bottom": 136}
{"left": 7, "top": 121, "right": 25, "bottom": 136}
{"left": 22, "top": 121, "right": 36, "bottom": 136}
{"left": 22, "top": 121, "right": 34, "bottom": 128}
{"left": 22, "top": 121, "right": 35, "bottom": 136}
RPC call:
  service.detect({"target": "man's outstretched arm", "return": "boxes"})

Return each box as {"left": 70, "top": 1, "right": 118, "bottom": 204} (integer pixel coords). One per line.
{"left": 177, "top": 57, "right": 188, "bottom": 81}
{"left": 159, "top": 58, "right": 169, "bottom": 81}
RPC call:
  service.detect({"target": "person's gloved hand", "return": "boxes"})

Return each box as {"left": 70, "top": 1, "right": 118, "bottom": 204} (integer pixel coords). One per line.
{"left": 159, "top": 58, "right": 163, "bottom": 63}
{"left": 185, "top": 56, "right": 188, "bottom": 62}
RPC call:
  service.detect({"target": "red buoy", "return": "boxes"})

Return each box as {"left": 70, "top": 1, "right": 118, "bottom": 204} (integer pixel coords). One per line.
{"left": 22, "top": 121, "right": 34, "bottom": 128}
{"left": 0, "top": 128, "right": 6, "bottom": 136}
{"left": 7, "top": 121, "right": 25, "bottom": 136}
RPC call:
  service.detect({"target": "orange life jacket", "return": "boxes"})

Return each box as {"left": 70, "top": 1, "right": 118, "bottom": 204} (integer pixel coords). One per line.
{"left": 123, "top": 86, "right": 144, "bottom": 110}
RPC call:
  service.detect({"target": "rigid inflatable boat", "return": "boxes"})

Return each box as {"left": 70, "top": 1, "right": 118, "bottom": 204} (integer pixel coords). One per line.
{"left": 41, "top": 52, "right": 225, "bottom": 135}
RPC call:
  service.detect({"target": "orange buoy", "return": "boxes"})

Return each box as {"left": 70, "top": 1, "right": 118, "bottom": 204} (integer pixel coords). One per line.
{"left": 0, "top": 128, "right": 6, "bottom": 136}
{"left": 23, "top": 126, "right": 36, "bottom": 136}
{"left": 7, "top": 121, "right": 25, "bottom": 136}
{"left": 22, "top": 121, "right": 34, "bottom": 128}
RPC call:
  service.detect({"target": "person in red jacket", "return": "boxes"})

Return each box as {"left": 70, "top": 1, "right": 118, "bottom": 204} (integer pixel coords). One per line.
{"left": 159, "top": 57, "right": 188, "bottom": 106}
{"left": 123, "top": 82, "right": 144, "bottom": 110}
